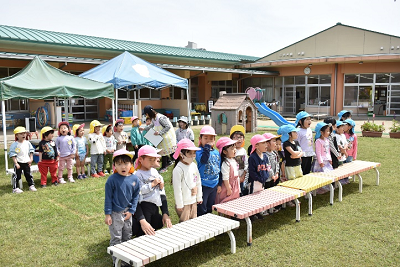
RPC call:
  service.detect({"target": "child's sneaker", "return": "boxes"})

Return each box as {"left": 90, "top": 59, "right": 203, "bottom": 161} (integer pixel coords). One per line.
{"left": 68, "top": 177, "right": 75, "bottom": 183}
{"left": 29, "top": 185, "right": 37, "bottom": 192}
{"left": 82, "top": 174, "right": 87, "bottom": 179}
{"left": 159, "top": 168, "right": 168, "bottom": 174}
{"left": 52, "top": 182, "right": 58, "bottom": 186}
{"left": 12, "top": 188, "right": 23, "bottom": 194}
{"left": 104, "top": 170, "right": 109, "bottom": 175}
{"left": 77, "top": 174, "right": 83, "bottom": 180}
{"left": 97, "top": 172, "right": 106, "bottom": 177}
{"left": 59, "top": 178, "right": 67, "bottom": 184}
{"left": 91, "top": 173, "right": 100, "bottom": 178}
{"left": 41, "top": 184, "right": 47, "bottom": 188}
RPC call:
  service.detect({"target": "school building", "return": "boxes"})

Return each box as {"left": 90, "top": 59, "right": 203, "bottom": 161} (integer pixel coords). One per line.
{"left": 0, "top": 22, "right": 399, "bottom": 125}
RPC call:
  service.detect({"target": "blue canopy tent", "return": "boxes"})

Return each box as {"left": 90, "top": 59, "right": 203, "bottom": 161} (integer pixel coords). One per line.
{"left": 80, "top": 51, "right": 189, "bottom": 122}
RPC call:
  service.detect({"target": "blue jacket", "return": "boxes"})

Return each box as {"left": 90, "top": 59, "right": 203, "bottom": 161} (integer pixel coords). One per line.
{"left": 248, "top": 152, "right": 270, "bottom": 185}
{"left": 196, "top": 144, "right": 221, "bottom": 188}
{"left": 104, "top": 173, "right": 140, "bottom": 215}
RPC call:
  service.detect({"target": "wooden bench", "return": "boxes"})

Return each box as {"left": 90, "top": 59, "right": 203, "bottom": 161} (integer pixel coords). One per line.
{"left": 107, "top": 213, "right": 239, "bottom": 267}
{"left": 213, "top": 188, "right": 304, "bottom": 246}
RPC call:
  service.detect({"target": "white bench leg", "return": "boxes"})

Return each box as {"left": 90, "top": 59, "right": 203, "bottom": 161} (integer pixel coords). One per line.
{"left": 329, "top": 184, "right": 334, "bottom": 205}
{"left": 374, "top": 168, "right": 380, "bottom": 185}
{"left": 357, "top": 174, "right": 363, "bottom": 193}
{"left": 227, "top": 230, "right": 236, "bottom": 254}
{"left": 307, "top": 192, "right": 313, "bottom": 216}
{"left": 244, "top": 217, "right": 252, "bottom": 246}
{"left": 114, "top": 258, "right": 121, "bottom": 267}
{"left": 295, "top": 199, "right": 300, "bottom": 222}
{"left": 336, "top": 181, "right": 343, "bottom": 202}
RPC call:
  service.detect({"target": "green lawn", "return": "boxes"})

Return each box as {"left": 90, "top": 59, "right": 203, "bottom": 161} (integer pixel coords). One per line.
{"left": 1, "top": 129, "right": 399, "bottom": 267}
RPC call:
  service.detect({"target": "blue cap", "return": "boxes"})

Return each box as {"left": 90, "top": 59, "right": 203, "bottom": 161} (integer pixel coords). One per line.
{"left": 344, "top": 118, "right": 356, "bottom": 127}
{"left": 336, "top": 120, "right": 344, "bottom": 127}
{"left": 338, "top": 110, "right": 352, "bottom": 120}
{"left": 295, "top": 111, "right": 312, "bottom": 126}
{"left": 314, "top": 122, "right": 329, "bottom": 139}
{"left": 278, "top": 124, "right": 300, "bottom": 142}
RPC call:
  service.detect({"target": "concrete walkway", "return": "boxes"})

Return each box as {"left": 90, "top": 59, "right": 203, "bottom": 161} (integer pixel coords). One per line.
{"left": 0, "top": 115, "right": 396, "bottom": 145}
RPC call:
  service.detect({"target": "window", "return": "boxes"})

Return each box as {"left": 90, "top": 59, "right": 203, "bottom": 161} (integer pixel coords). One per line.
{"left": 117, "top": 89, "right": 128, "bottom": 99}
{"left": 191, "top": 77, "right": 199, "bottom": 102}
{"left": 391, "top": 73, "right": 400, "bottom": 83}
{"left": 140, "top": 88, "right": 150, "bottom": 99}
{"left": 308, "top": 86, "right": 319, "bottom": 105}
{"left": 359, "top": 74, "right": 373, "bottom": 83}
{"left": 211, "top": 80, "right": 237, "bottom": 99}
{"left": 319, "top": 75, "right": 331, "bottom": 84}
{"left": 345, "top": 74, "right": 358, "bottom": 83}
{"left": 306, "top": 75, "right": 331, "bottom": 106}
{"left": 376, "top": 73, "right": 390, "bottom": 83}
{"left": 343, "top": 86, "right": 358, "bottom": 106}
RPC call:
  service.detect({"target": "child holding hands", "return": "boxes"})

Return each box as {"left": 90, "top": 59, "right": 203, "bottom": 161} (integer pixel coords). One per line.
{"left": 230, "top": 125, "right": 248, "bottom": 196}
{"left": 279, "top": 124, "right": 304, "bottom": 180}
{"left": 215, "top": 137, "right": 240, "bottom": 204}
{"left": 73, "top": 123, "right": 88, "bottom": 179}
{"left": 56, "top": 122, "right": 76, "bottom": 183}
{"left": 104, "top": 149, "right": 140, "bottom": 266}
{"left": 172, "top": 139, "right": 202, "bottom": 222}
{"left": 102, "top": 124, "right": 116, "bottom": 174}
{"left": 132, "top": 145, "right": 172, "bottom": 237}
{"left": 196, "top": 126, "right": 220, "bottom": 216}
{"left": 38, "top": 127, "right": 59, "bottom": 187}
{"left": 88, "top": 120, "right": 107, "bottom": 177}
{"left": 9, "top": 127, "right": 36, "bottom": 193}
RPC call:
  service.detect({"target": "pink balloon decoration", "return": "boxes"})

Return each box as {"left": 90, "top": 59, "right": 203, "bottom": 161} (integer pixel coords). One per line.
{"left": 246, "top": 87, "right": 256, "bottom": 100}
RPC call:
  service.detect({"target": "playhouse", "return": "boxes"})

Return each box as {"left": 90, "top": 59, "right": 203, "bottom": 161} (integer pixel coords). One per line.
{"left": 211, "top": 93, "right": 257, "bottom": 135}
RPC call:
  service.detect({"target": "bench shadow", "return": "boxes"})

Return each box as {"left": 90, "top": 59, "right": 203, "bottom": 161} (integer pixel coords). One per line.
{"left": 77, "top": 239, "right": 112, "bottom": 267}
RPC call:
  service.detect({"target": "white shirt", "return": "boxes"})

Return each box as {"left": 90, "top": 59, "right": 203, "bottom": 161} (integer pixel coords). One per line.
{"left": 221, "top": 158, "right": 239, "bottom": 181}
{"left": 172, "top": 161, "right": 202, "bottom": 209}
{"left": 9, "top": 140, "right": 34, "bottom": 163}
{"left": 88, "top": 133, "right": 106, "bottom": 154}
{"left": 135, "top": 168, "right": 165, "bottom": 207}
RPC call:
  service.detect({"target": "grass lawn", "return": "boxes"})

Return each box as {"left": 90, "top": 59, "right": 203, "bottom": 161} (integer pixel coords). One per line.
{"left": 1, "top": 129, "right": 399, "bottom": 267}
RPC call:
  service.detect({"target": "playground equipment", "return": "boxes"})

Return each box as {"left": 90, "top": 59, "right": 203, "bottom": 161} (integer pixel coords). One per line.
{"left": 255, "top": 102, "right": 295, "bottom": 127}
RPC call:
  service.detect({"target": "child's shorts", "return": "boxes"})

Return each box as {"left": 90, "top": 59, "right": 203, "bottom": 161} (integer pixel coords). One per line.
{"left": 78, "top": 154, "right": 86, "bottom": 162}
{"left": 285, "top": 165, "right": 303, "bottom": 180}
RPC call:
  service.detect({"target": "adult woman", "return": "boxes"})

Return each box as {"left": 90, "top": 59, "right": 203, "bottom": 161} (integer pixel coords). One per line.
{"left": 142, "top": 105, "right": 177, "bottom": 173}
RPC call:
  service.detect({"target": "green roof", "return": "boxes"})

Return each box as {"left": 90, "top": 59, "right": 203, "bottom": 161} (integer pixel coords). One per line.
{"left": 0, "top": 25, "right": 259, "bottom": 62}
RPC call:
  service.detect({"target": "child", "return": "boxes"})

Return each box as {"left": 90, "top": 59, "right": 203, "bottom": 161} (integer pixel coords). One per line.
{"left": 338, "top": 110, "right": 352, "bottom": 121}
{"left": 263, "top": 133, "right": 280, "bottom": 189}
{"left": 344, "top": 118, "right": 357, "bottom": 163}
{"left": 56, "top": 122, "right": 76, "bottom": 183}
{"left": 172, "top": 139, "right": 202, "bottom": 222}
{"left": 275, "top": 136, "right": 286, "bottom": 181}
{"left": 73, "top": 123, "right": 88, "bottom": 179}
{"left": 295, "top": 111, "right": 315, "bottom": 175}
{"left": 175, "top": 116, "right": 194, "bottom": 143}
{"left": 323, "top": 117, "right": 341, "bottom": 169}
{"left": 248, "top": 134, "right": 269, "bottom": 219}
{"left": 132, "top": 145, "right": 172, "bottom": 237}
{"left": 335, "top": 120, "right": 348, "bottom": 166}
{"left": 130, "top": 116, "right": 145, "bottom": 164}
{"left": 312, "top": 122, "right": 333, "bottom": 194}
{"left": 9, "top": 126, "right": 36, "bottom": 193}
{"left": 104, "top": 149, "right": 140, "bottom": 266}
{"left": 215, "top": 137, "right": 240, "bottom": 204}
{"left": 196, "top": 126, "right": 220, "bottom": 217}
{"left": 88, "top": 120, "right": 106, "bottom": 177}
{"left": 113, "top": 119, "right": 128, "bottom": 151}
{"left": 141, "top": 117, "right": 153, "bottom": 146}
{"left": 38, "top": 127, "right": 59, "bottom": 187}
{"left": 279, "top": 124, "right": 303, "bottom": 180}
{"left": 102, "top": 124, "right": 116, "bottom": 174}
{"left": 230, "top": 125, "right": 248, "bottom": 196}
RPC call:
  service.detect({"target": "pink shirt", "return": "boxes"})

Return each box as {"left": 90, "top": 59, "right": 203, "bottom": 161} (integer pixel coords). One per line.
{"left": 344, "top": 133, "right": 358, "bottom": 160}
{"left": 315, "top": 138, "right": 331, "bottom": 164}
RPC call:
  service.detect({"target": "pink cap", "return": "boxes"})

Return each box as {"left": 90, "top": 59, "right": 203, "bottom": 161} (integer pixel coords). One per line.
{"left": 200, "top": 126, "right": 216, "bottom": 136}
{"left": 134, "top": 145, "right": 161, "bottom": 169}
{"left": 114, "top": 119, "right": 124, "bottom": 132}
{"left": 262, "top": 133, "right": 279, "bottom": 141}
{"left": 173, "top": 139, "right": 200, "bottom": 159}
{"left": 250, "top": 134, "right": 268, "bottom": 154}
{"left": 216, "top": 137, "right": 238, "bottom": 154}
{"left": 131, "top": 116, "right": 139, "bottom": 122}
{"left": 112, "top": 149, "right": 133, "bottom": 160}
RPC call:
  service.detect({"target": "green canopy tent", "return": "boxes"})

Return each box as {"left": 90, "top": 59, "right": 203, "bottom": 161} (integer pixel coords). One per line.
{"left": 0, "top": 56, "right": 114, "bottom": 172}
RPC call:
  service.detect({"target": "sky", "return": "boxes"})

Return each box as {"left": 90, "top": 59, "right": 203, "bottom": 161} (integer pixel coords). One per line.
{"left": 1, "top": 0, "right": 400, "bottom": 58}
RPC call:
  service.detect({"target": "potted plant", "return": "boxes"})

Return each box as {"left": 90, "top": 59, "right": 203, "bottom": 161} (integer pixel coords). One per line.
{"left": 389, "top": 120, "right": 400, "bottom": 138}
{"left": 361, "top": 121, "right": 385, "bottom": 137}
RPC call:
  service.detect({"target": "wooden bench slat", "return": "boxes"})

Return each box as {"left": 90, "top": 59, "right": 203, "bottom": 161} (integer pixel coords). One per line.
{"left": 107, "top": 246, "right": 143, "bottom": 267}
{"left": 172, "top": 222, "right": 209, "bottom": 241}
{"left": 165, "top": 226, "right": 201, "bottom": 244}
{"left": 128, "top": 238, "right": 168, "bottom": 258}
{"left": 114, "top": 244, "right": 149, "bottom": 265}
{"left": 145, "top": 235, "right": 180, "bottom": 253}
{"left": 157, "top": 228, "right": 195, "bottom": 247}
{"left": 154, "top": 231, "right": 187, "bottom": 250}
{"left": 138, "top": 235, "right": 174, "bottom": 255}
{"left": 121, "top": 242, "right": 157, "bottom": 262}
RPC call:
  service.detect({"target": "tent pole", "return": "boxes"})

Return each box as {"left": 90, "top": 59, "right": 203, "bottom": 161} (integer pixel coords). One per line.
{"left": 111, "top": 99, "right": 115, "bottom": 126}
{"left": 64, "top": 98, "right": 68, "bottom": 125}
{"left": 115, "top": 88, "right": 119, "bottom": 121}
{"left": 134, "top": 91, "right": 137, "bottom": 117}
{"left": 187, "top": 81, "right": 191, "bottom": 124}
{"left": 2, "top": 100, "right": 8, "bottom": 172}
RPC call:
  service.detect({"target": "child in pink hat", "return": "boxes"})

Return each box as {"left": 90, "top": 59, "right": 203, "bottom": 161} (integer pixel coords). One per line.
{"left": 172, "top": 139, "right": 202, "bottom": 222}
{"left": 104, "top": 149, "right": 140, "bottom": 266}
{"left": 132, "top": 145, "right": 172, "bottom": 237}
{"left": 195, "top": 125, "right": 221, "bottom": 216}
{"left": 215, "top": 137, "right": 240, "bottom": 204}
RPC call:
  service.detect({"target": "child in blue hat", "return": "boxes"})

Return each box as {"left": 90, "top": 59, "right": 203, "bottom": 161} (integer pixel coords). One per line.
{"left": 338, "top": 110, "right": 352, "bottom": 121}
{"left": 344, "top": 119, "right": 357, "bottom": 163}
{"left": 295, "top": 111, "right": 315, "bottom": 175}
{"left": 279, "top": 124, "right": 303, "bottom": 180}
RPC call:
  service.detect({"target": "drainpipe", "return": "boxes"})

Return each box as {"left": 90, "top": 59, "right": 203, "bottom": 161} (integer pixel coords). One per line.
{"left": 334, "top": 63, "right": 338, "bottom": 115}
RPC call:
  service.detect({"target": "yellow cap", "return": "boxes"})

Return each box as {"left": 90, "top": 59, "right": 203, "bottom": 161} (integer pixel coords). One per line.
{"left": 89, "top": 120, "right": 103, "bottom": 133}
{"left": 101, "top": 125, "right": 110, "bottom": 135}
{"left": 230, "top": 125, "right": 245, "bottom": 136}
{"left": 72, "top": 124, "right": 80, "bottom": 136}
{"left": 40, "top": 126, "right": 54, "bottom": 139}
{"left": 14, "top": 126, "right": 27, "bottom": 135}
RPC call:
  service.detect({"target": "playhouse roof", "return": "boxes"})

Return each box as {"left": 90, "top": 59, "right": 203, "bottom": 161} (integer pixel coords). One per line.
{"left": 211, "top": 93, "right": 254, "bottom": 110}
